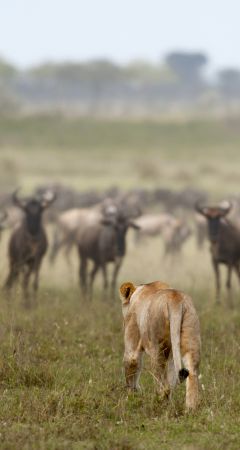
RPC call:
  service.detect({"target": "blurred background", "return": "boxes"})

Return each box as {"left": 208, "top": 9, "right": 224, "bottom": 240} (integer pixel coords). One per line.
{"left": 1, "top": 5, "right": 240, "bottom": 448}
{"left": 0, "top": 5, "right": 240, "bottom": 447}
{"left": 0, "top": 0, "right": 240, "bottom": 293}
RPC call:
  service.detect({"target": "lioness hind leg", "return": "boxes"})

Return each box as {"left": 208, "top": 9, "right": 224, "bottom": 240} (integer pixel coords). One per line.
{"left": 182, "top": 352, "right": 200, "bottom": 411}
{"left": 150, "top": 350, "right": 170, "bottom": 399}
{"left": 124, "top": 351, "right": 143, "bottom": 391}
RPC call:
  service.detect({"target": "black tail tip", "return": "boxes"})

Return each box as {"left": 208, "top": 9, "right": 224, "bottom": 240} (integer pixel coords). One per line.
{"left": 179, "top": 368, "right": 189, "bottom": 382}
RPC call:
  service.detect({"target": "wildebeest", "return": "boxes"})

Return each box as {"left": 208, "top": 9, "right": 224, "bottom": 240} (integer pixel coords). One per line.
{"left": 163, "top": 220, "right": 192, "bottom": 256}
{"left": 4, "top": 190, "right": 56, "bottom": 305}
{"left": 196, "top": 201, "right": 240, "bottom": 304}
{"left": 195, "top": 213, "right": 207, "bottom": 249}
{"left": 49, "top": 206, "right": 102, "bottom": 264}
{"left": 134, "top": 213, "right": 191, "bottom": 257}
{"left": 49, "top": 199, "right": 118, "bottom": 265}
{"left": 134, "top": 213, "right": 177, "bottom": 242}
{"left": 77, "top": 210, "right": 139, "bottom": 300}
{"left": 50, "top": 195, "right": 141, "bottom": 266}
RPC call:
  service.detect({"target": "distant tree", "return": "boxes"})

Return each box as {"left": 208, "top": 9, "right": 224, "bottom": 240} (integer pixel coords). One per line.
{"left": 218, "top": 68, "right": 240, "bottom": 98}
{"left": 124, "top": 60, "right": 174, "bottom": 83}
{"left": 83, "top": 60, "right": 123, "bottom": 83}
{"left": 0, "top": 57, "right": 17, "bottom": 80}
{"left": 30, "top": 59, "right": 123, "bottom": 83}
{"left": 165, "top": 51, "right": 208, "bottom": 84}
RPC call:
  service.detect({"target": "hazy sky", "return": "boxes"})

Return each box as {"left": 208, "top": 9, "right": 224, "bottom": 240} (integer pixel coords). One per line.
{"left": 0, "top": 0, "right": 239, "bottom": 70}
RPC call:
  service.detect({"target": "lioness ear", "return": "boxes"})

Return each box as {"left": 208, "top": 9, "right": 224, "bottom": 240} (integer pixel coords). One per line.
{"left": 119, "top": 282, "right": 136, "bottom": 305}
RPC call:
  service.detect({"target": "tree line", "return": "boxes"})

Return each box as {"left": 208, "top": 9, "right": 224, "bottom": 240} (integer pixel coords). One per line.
{"left": 1, "top": 51, "right": 240, "bottom": 115}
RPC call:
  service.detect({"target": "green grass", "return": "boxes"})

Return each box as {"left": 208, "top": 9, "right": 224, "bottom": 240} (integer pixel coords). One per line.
{"left": 0, "top": 115, "right": 240, "bottom": 195}
{"left": 0, "top": 231, "right": 240, "bottom": 449}
{"left": 0, "top": 115, "right": 239, "bottom": 155}
{"left": 0, "top": 115, "right": 239, "bottom": 448}
{"left": 0, "top": 285, "right": 239, "bottom": 450}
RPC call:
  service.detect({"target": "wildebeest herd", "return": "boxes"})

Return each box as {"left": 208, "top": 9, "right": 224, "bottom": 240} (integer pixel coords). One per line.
{"left": 1, "top": 186, "right": 240, "bottom": 411}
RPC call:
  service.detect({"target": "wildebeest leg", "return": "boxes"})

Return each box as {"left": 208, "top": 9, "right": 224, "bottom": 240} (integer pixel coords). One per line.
{"left": 234, "top": 264, "right": 240, "bottom": 283}
{"left": 163, "top": 243, "right": 175, "bottom": 266}
{"left": 33, "top": 268, "right": 40, "bottom": 294}
{"left": 4, "top": 263, "right": 19, "bottom": 293}
{"left": 212, "top": 258, "right": 221, "bottom": 303}
{"left": 49, "top": 230, "right": 70, "bottom": 264}
{"left": 101, "top": 264, "right": 109, "bottom": 300}
{"left": 22, "top": 264, "right": 32, "bottom": 308}
{"left": 79, "top": 255, "right": 88, "bottom": 299}
{"left": 49, "top": 229, "right": 62, "bottom": 263}
{"left": 64, "top": 239, "right": 74, "bottom": 269}
{"left": 88, "top": 261, "right": 99, "bottom": 301}
{"left": 32, "top": 259, "right": 43, "bottom": 301}
{"left": 196, "top": 226, "right": 204, "bottom": 249}
{"left": 226, "top": 264, "right": 233, "bottom": 308}
{"left": 110, "top": 258, "right": 122, "bottom": 299}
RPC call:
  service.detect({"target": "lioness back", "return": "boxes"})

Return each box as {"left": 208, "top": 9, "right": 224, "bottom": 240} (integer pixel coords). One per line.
{"left": 128, "top": 285, "right": 198, "bottom": 347}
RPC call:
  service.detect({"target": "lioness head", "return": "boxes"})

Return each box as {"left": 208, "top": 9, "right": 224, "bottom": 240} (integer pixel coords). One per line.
{"left": 119, "top": 281, "right": 136, "bottom": 305}
{"left": 119, "top": 281, "right": 136, "bottom": 321}
{"left": 119, "top": 280, "right": 170, "bottom": 308}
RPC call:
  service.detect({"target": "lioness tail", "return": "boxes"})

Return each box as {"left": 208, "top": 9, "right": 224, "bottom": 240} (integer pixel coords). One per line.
{"left": 168, "top": 299, "right": 189, "bottom": 382}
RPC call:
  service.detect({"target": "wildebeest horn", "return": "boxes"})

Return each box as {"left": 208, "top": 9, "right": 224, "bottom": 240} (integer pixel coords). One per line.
{"left": 40, "top": 190, "right": 57, "bottom": 209}
{"left": 219, "top": 200, "right": 232, "bottom": 214}
{"left": 195, "top": 202, "right": 207, "bottom": 216}
{"left": 195, "top": 200, "right": 232, "bottom": 218}
{"left": 12, "top": 189, "right": 27, "bottom": 210}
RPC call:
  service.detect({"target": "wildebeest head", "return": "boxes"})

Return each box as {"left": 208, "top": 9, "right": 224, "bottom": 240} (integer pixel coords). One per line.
{"left": 102, "top": 212, "right": 140, "bottom": 256}
{"left": 195, "top": 201, "right": 231, "bottom": 242}
{"left": 13, "top": 190, "right": 56, "bottom": 235}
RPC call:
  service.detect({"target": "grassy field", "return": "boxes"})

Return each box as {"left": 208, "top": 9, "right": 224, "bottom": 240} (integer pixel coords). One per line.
{"left": 0, "top": 115, "right": 240, "bottom": 195}
{"left": 0, "top": 229, "right": 240, "bottom": 449}
{"left": 0, "top": 115, "right": 240, "bottom": 448}
{"left": 0, "top": 286, "right": 239, "bottom": 450}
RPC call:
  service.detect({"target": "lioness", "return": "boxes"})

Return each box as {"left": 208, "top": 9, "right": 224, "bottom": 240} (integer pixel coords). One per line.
{"left": 120, "top": 280, "right": 201, "bottom": 411}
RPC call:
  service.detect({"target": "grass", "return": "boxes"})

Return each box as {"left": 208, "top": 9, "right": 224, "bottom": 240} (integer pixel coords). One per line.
{"left": 0, "top": 285, "right": 239, "bottom": 449}
{"left": 0, "top": 114, "right": 239, "bottom": 448}
{"left": 0, "top": 115, "right": 240, "bottom": 194}
{"left": 0, "top": 231, "right": 240, "bottom": 449}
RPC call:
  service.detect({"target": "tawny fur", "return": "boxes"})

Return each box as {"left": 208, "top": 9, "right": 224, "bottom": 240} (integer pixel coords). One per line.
{"left": 120, "top": 280, "right": 201, "bottom": 411}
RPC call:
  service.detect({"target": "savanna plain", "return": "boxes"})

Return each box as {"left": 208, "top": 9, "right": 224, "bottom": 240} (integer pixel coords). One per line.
{"left": 0, "top": 116, "right": 240, "bottom": 449}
